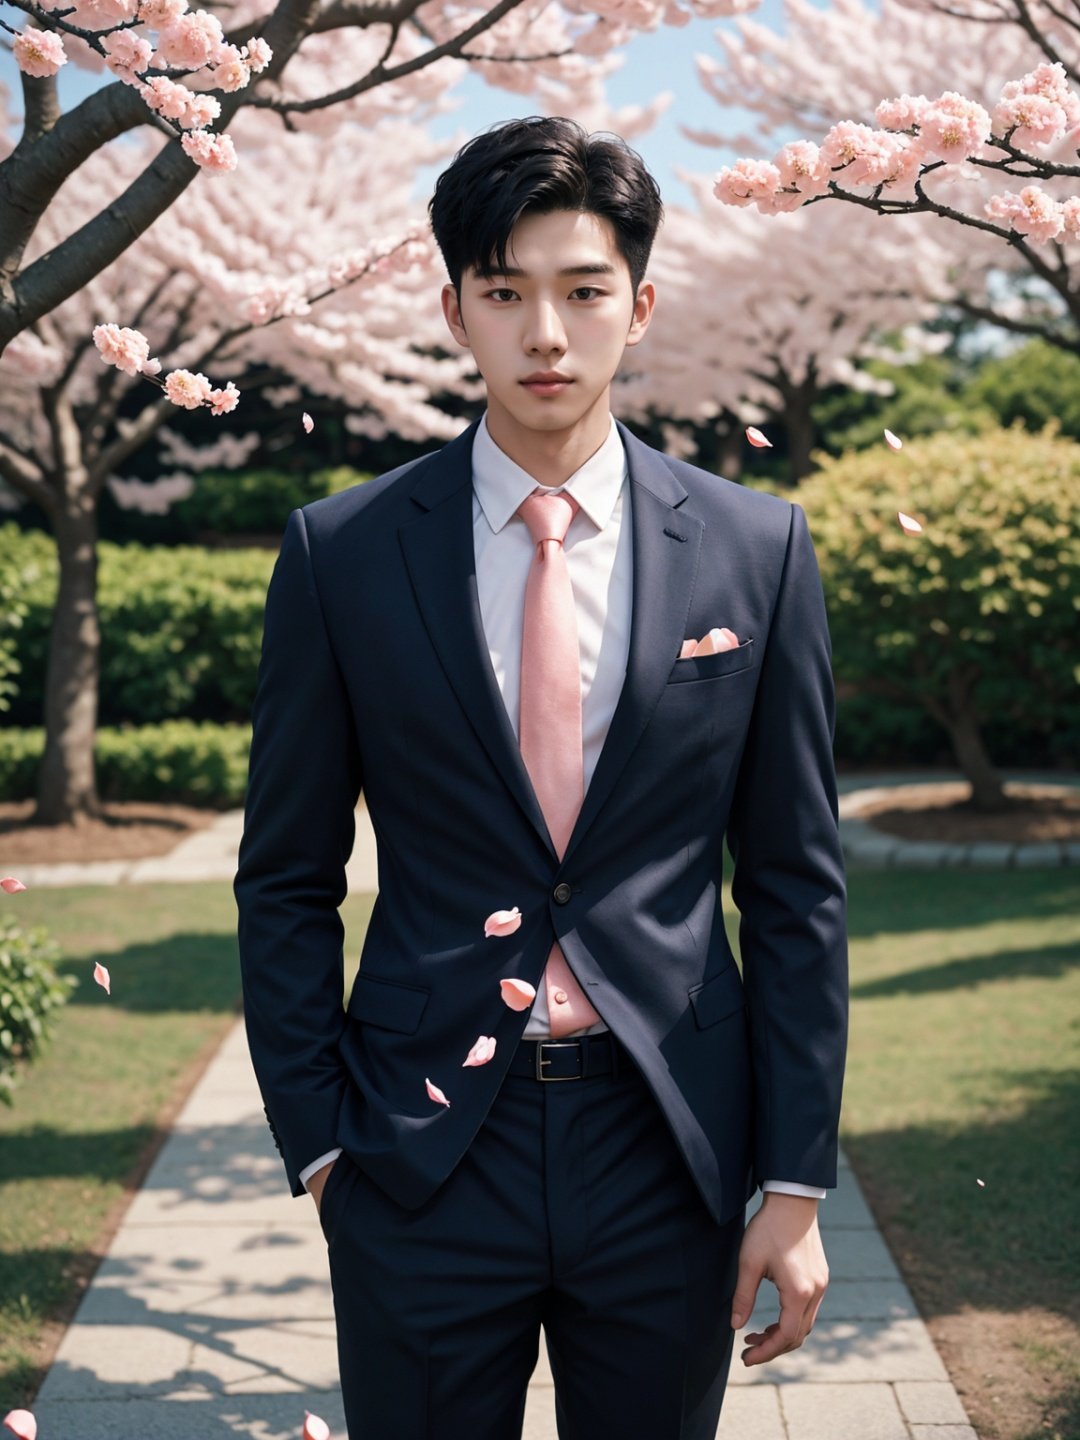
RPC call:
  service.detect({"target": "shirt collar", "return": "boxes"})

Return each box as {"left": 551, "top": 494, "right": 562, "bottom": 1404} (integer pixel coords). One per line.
{"left": 471, "top": 408, "right": 626, "bottom": 535}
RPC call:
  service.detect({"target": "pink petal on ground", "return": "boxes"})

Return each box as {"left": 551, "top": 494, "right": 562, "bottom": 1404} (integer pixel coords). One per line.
{"left": 302, "top": 412, "right": 314, "bottom": 433}
{"left": 897, "top": 511, "right": 923, "bottom": 534}
{"left": 302, "top": 1412, "right": 331, "bottom": 1440}
{"left": 462, "top": 1035, "right": 497, "bottom": 1067}
{"left": 484, "top": 906, "right": 522, "bottom": 938}
{"left": 3, "top": 1410, "right": 37, "bottom": 1440}
{"left": 425, "top": 1077, "right": 451, "bottom": 1107}
{"left": 745, "top": 426, "right": 772, "bottom": 448}
{"left": 93, "top": 961, "right": 111, "bottom": 995}
{"left": 0, "top": 877, "right": 27, "bottom": 893}
{"left": 500, "top": 978, "right": 536, "bottom": 1011}
{"left": 884, "top": 428, "right": 903, "bottom": 450}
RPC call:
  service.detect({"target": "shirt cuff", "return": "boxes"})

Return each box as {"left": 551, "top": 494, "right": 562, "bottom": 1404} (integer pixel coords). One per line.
{"left": 299, "top": 1147, "right": 343, "bottom": 1190}
{"left": 761, "top": 1179, "right": 827, "bottom": 1199}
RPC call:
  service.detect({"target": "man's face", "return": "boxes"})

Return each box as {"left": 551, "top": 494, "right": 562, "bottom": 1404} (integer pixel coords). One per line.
{"left": 440, "top": 208, "right": 654, "bottom": 443}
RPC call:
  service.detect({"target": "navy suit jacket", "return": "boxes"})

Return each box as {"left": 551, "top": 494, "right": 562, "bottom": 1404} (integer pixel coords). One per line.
{"left": 234, "top": 414, "right": 848, "bottom": 1227}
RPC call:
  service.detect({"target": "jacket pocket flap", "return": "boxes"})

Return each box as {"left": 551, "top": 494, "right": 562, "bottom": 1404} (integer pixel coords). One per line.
{"left": 688, "top": 962, "right": 745, "bottom": 1029}
{"left": 348, "top": 971, "right": 430, "bottom": 1033}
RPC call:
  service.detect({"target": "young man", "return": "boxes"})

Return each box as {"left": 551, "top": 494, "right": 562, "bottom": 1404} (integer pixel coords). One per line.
{"left": 235, "top": 115, "right": 848, "bottom": 1439}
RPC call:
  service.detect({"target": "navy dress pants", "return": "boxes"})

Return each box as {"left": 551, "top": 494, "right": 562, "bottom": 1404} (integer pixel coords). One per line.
{"left": 318, "top": 1039, "right": 745, "bottom": 1439}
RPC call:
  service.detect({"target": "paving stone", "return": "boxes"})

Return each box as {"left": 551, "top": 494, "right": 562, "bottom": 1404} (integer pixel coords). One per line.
{"left": 1014, "top": 842, "right": 1065, "bottom": 868}
{"left": 908, "top": 1427, "right": 979, "bottom": 1440}
{"left": 729, "top": 1318, "right": 948, "bottom": 1385}
{"left": 30, "top": 1392, "right": 347, "bottom": 1440}
{"left": 895, "top": 1380, "right": 972, "bottom": 1424}
{"left": 818, "top": 1172, "right": 878, "bottom": 1230}
{"left": 966, "top": 842, "right": 1017, "bottom": 867}
{"left": 818, "top": 1227, "right": 903, "bottom": 1282}
{"left": 813, "top": 1280, "right": 918, "bottom": 1322}
{"left": 780, "top": 1382, "right": 908, "bottom": 1439}
{"left": 891, "top": 841, "right": 953, "bottom": 868}
{"left": 716, "top": 1384, "right": 785, "bottom": 1439}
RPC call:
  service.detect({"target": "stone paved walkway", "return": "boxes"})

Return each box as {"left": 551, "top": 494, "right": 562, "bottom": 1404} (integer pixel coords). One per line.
{"left": 14, "top": 780, "right": 990, "bottom": 1436}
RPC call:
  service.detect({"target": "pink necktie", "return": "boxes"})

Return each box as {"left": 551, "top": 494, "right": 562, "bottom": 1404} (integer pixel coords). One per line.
{"left": 517, "top": 488, "right": 602, "bottom": 1038}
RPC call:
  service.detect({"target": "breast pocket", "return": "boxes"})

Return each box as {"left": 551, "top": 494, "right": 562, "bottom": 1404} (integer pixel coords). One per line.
{"left": 666, "top": 637, "right": 756, "bottom": 685}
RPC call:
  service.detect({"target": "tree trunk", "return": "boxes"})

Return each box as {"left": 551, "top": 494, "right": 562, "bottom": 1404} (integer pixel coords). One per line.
{"left": 941, "top": 707, "right": 1008, "bottom": 811}
{"left": 785, "top": 381, "right": 817, "bottom": 484}
{"left": 717, "top": 418, "right": 744, "bottom": 481}
{"left": 33, "top": 488, "right": 103, "bottom": 824}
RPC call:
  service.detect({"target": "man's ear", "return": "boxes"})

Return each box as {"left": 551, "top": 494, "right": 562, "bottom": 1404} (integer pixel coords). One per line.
{"left": 625, "top": 280, "right": 656, "bottom": 348}
{"left": 441, "top": 282, "right": 470, "bottom": 349}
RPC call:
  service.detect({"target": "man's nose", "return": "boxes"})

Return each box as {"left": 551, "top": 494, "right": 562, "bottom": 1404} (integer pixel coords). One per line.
{"left": 524, "top": 301, "right": 567, "bottom": 352}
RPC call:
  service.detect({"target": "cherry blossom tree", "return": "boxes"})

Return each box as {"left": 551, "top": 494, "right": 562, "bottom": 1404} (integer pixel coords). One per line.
{"left": 622, "top": 174, "right": 961, "bottom": 480}
{"left": 696, "top": 0, "right": 1080, "bottom": 352}
{"left": 0, "top": 0, "right": 737, "bottom": 356}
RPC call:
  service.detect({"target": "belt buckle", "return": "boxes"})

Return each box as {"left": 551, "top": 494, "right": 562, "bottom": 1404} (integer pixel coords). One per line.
{"left": 535, "top": 1040, "right": 581, "bottom": 1081}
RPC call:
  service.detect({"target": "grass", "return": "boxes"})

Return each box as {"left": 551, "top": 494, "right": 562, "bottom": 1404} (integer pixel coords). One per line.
{"left": 0, "top": 869, "right": 1077, "bottom": 1439}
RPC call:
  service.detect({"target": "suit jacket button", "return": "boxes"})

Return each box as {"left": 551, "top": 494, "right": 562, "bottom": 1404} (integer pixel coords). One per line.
{"left": 553, "top": 882, "right": 572, "bottom": 905}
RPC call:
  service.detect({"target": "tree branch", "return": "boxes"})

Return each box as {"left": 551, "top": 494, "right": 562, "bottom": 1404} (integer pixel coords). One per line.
{"left": 0, "top": 440, "right": 58, "bottom": 517}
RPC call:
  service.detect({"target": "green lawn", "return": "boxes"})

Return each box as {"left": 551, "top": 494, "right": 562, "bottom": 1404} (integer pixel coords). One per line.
{"left": 0, "top": 869, "right": 1077, "bottom": 1439}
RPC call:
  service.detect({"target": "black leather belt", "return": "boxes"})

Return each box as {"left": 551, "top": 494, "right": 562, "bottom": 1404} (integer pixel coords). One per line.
{"left": 509, "top": 1031, "right": 628, "bottom": 1081}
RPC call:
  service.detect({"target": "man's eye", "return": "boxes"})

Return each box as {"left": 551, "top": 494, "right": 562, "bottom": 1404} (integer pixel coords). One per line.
{"left": 484, "top": 287, "right": 603, "bottom": 302}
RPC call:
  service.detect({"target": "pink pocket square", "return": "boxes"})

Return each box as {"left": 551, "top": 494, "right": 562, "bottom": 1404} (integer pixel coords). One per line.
{"left": 679, "top": 627, "right": 739, "bottom": 659}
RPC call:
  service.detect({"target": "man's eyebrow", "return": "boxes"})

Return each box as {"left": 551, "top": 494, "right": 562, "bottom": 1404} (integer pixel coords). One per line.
{"left": 474, "top": 262, "right": 618, "bottom": 279}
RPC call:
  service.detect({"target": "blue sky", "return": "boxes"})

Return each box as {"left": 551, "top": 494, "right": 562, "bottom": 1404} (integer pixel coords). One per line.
{"left": 1, "top": 0, "right": 819, "bottom": 211}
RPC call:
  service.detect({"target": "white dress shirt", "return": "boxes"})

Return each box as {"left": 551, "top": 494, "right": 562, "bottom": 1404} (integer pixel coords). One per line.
{"left": 300, "top": 409, "right": 825, "bottom": 1200}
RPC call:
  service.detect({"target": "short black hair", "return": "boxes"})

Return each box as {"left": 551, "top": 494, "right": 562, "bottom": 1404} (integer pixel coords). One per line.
{"left": 427, "top": 115, "right": 664, "bottom": 304}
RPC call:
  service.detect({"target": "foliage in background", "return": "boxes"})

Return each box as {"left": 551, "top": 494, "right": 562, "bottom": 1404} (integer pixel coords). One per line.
{"left": 0, "top": 918, "right": 77, "bottom": 1108}
{"left": 799, "top": 423, "right": 1080, "bottom": 807}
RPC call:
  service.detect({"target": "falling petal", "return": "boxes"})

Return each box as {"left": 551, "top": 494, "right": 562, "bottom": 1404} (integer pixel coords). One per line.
{"left": 745, "top": 426, "right": 772, "bottom": 449}
{"left": 0, "top": 877, "right": 27, "bottom": 893}
{"left": 2, "top": 1411, "right": 37, "bottom": 1440}
{"left": 302, "top": 1411, "right": 331, "bottom": 1440}
{"left": 884, "top": 428, "right": 903, "bottom": 451}
{"left": 500, "top": 978, "right": 536, "bottom": 1011}
{"left": 897, "top": 511, "right": 923, "bottom": 534}
{"left": 484, "top": 906, "right": 522, "bottom": 938}
{"left": 462, "top": 1035, "right": 497, "bottom": 1067}
{"left": 302, "top": 412, "right": 314, "bottom": 434}
{"left": 425, "top": 1077, "right": 450, "bottom": 1107}
{"left": 93, "top": 961, "right": 111, "bottom": 995}
{"left": 976, "top": 1178, "right": 986, "bottom": 1187}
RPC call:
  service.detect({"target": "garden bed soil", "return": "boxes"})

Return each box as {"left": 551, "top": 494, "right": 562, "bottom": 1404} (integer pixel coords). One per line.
{"left": 0, "top": 800, "right": 220, "bottom": 866}
{"left": 858, "top": 781, "right": 1080, "bottom": 845}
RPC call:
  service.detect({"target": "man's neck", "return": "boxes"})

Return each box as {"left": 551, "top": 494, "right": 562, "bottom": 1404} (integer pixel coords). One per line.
{"left": 483, "top": 400, "right": 612, "bottom": 488}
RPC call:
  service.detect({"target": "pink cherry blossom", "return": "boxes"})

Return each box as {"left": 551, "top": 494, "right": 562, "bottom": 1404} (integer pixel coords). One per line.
{"left": 713, "top": 158, "right": 782, "bottom": 208}
{"left": 462, "top": 1035, "right": 497, "bottom": 1067}
{"left": 985, "top": 186, "right": 1065, "bottom": 244}
{"left": 136, "top": 0, "right": 187, "bottom": 26}
{"left": 212, "top": 45, "right": 251, "bottom": 92}
{"left": 302, "top": 1411, "right": 331, "bottom": 1440}
{"left": 302, "top": 412, "right": 314, "bottom": 433}
{"left": 992, "top": 93, "right": 1070, "bottom": 151}
{"left": 93, "top": 961, "right": 111, "bottom": 994}
{"left": 155, "top": 8, "right": 226, "bottom": 69}
{"left": 141, "top": 77, "right": 200, "bottom": 123}
{"left": 500, "top": 978, "right": 536, "bottom": 1011}
{"left": 2, "top": 1409, "right": 37, "bottom": 1440}
{"left": 1, "top": 877, "right": 27, "bottom": 894}
{"left": 745, "top": 427, "right": 771, "bottom": 449}
{"left": 484, "top": 907, "right": 521, "bottom": 938}
{"left": 142, "top": 358, "right": 162, "bottom": 377}
{"left": 13, "top": 27, "right": 67, "bottom": 78}
{"left": 183, "top": 94, "right": 221, "bottom": 130}
{"left": 884, "top": 429, "right": 903, "bottom": 451}
{"left": 180, "top": 129, "right": 237, "bottom": 173}
{"left": 1061, "top": 199, "right": 1080, "bottom": 242}
{"left": 425, "top": 1077, "right": 450, "bottom": 1107}
{"left": 93, "top": 323, "right": 151, "bottom": 377}
{"left": 875, "top": 94, "right": 929, "bottom": 132}
{"left": 897, "top": 511, "right": 923, "bottom": 535}
{"left": 244, "top": 36, "right": 272, "bottom": 71}
{"left": 917, "top": 92, "right": 992, "bottom": 163}
{"left": 209, "top": 381, "right": 240, "bottom": 415}
{"left": 164, "top": 369, "right": 214, "bottom": 408}
{"left": 819, "top": 122, "right": 912, "bottom": 188}
{"left": 102, "top": 30, "right": 154, "bottom": 78}
{"left": 772, "top": 141, "right": 830, "bottom": 200}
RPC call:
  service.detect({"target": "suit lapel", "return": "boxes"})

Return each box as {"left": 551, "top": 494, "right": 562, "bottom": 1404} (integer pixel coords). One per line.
{"left": 398, "top": 417, "right": 557, "bottom": 858}
{"left": 563, "top": 420, "right": 702, "bottom": 865}
{"left": 397, "top": 413, "right": 703, "bottom": 868}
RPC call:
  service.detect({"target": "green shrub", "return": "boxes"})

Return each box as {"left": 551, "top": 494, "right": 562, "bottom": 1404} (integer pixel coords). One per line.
{"left": 799, "top": 422, "right": 1080, "bottom": 801}
{"left": 170, "top": 464, "right": 369, "bottom": 536}
{"left": 0, "top": 916, "right": 77, "bottom": 1107}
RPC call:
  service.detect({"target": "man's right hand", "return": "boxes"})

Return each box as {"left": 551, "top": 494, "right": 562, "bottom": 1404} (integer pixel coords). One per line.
{"left": 308, "top": 1158, "right": 337, "bottom": 1216}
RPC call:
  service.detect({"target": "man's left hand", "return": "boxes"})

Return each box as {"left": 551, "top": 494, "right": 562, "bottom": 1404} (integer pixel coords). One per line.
{"left": 730, "top": 1192, "right": 829, "bottom": 1366}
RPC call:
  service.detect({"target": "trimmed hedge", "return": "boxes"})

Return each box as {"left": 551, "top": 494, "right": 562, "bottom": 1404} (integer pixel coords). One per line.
{"left": 0, "top": 915, "right": 77, "bottom": 1108}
